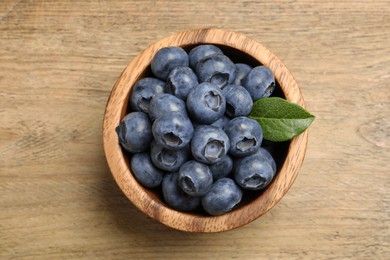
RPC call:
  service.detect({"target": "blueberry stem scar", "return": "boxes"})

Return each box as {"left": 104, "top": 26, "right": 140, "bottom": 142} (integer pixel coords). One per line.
{"left": 163, "top": 132, "right": 182, "bottom": 146}
{"left": 204, "top": 91, "right": 222, "bottom": 111}
{"left": 243, "top": 174, "right": 266, "bottom": 189}
{"left": 139, "top": 97, "right": 152, "bottom": 111}
{"left": 236, "top": 137, "right": 256, "bottom": 151}
{"left": 183, "top": 176, "right": 196, "bottom": 193}
{"left": 204, "top": 139, "right": 225, "bottom": 160}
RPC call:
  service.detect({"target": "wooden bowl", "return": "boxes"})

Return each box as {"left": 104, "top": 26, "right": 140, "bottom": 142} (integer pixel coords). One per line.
{"left": 103, "top": 28, "right": 308, "bottom": 233}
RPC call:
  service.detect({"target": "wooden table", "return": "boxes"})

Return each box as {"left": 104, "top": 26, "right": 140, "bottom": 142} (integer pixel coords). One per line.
{"left": 1, "top": 1, "right": 389, "bottom": 258}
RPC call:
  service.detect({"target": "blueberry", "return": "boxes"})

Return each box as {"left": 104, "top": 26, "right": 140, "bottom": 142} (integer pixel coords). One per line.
{"left": 252, "top": 147, "right": 277, "bottom": 174}
{"left": 210, "top": 114, "right": 231, "bottom": 131}
{"left": 233, "top": 146, "right": 277, "bottom": 179}
{"left": 222, "top": 84, "right": 253, "bottom": 117}
{"left": 234, "top": 154, "right": 274, "bottom": 190}
{"left": 116, "top": 112, "right": 153, "bottom": 153}
{"left": 165, "top": 66, "right": 199, "bottom": 100}
{"left": 209, "top": 154, "right": 233, "bottom": 181}
{"left": 130, "top": 152, "right": 164, "bottom": 188}
{"left": 241, "top": 66, "right": 275, "bottom": 101}
{"left": 196, "top": 54, "right": 236, "bottom": 89}
{"left": 162, "top": 172, "right": 201, "bottom": 212}
{"left": 225, "top": 117, "right": 263, "bottom": 157}
{"left": 202, "top": 178, "right": 243, "bottom": 216}
{"left": 148, "top": 93, "right": 188, "bottom": 121}
{"left": 233, "top": 63, "right": 252, "bottom": 86}
{"left": 188, "top": 44, "right": 223, "bottom": 70}
{"left": 151, "top": 47, "right": 189, "bottom": 80}
{"left": 178, "top": 160, "right": 213, "bottom": 196}
{"left": 191, "top": 125, "right": 230, "bottom": 164}
{"left": 152, "top": 112, "right": 194, "bottom": 149}
{"left": 150, "top": 141, "right": 190, "bottom": 172}
{"left": 129, "top": 77, "right": 165, "bottom": 113}
{"left": 186, "top": 82, "right": 226, "bottom": 124}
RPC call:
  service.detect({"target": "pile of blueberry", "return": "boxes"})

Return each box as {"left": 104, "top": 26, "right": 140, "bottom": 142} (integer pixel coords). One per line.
{"left": 116, "top": 44, "right": 278, "bottom": 216}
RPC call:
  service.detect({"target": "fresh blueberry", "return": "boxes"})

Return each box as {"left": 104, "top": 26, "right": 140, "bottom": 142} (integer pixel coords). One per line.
{"left": 241, "top": 66, "right": 275, "bottom": 101}
{"left": 233, "top": 63, "right": 252, "bottom": 86}
{"left": 186, "top": 82, "right": 226, "bottom": 124}
{"left": 188, "top": 44, "right": 223, "bottom": 70}
{"left": 234, "top": 146, "right": 277, "bottom": 177}
{"left": 222, "top": 84, "right": 253, "bottom": 117}
{"left": 191, "top": 125, "right": 230, "bottom": 164}
{"left": 252, "top": 147, "right": 277, "bottom": 174}
{"left": 116, "top": 112, "right": 153, "bottom": 153}
{"left": 178, "top": 160, "right": 213, "bottom": 196}
{"left": 234, "top": 154, "right": 274, "bottom": 190}
{"left": 148, "top": 93, "right": 188, "bottom": 121}
{"left": 130, "top": 152, "right": 164, "bottom": 188}
{"left": 165, "top": 66, "right": 199, "bottom": 100}
{"left": 129, "top": 77, "right": 165, "bottom": 113}
{"left": 151, "top": 46, "right": 189, "bottom": 80}
{"left": 150, "top": 141, "right": 190, "bottom": 172}
{"left": 210, "top": 114, "right": 231, "bottom": 131}
{"left": 196, "top": 54, "right": 236, "bottom": 89}
{"left": 209, "top": 154, "right": 233, "bottom": 181}
{"left": 202, "top": 178, "right": 243, "bottom": 216}
{"left": 162, "top": 172, "right": 201, "bottom": 212}
{"left": 152, "top": 112, "right": 194, "bottom": 150}
{"left": 225, "top": 116, "right": 263, "bottom": 157}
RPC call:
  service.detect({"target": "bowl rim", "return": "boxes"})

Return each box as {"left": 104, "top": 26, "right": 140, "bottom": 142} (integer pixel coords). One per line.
{"left": 103, "top": 28, "right": 308, "bottom": 233}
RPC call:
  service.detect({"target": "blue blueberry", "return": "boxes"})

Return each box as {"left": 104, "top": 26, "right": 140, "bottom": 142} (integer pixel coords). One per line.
{"left": 252, "top": 147, "right": 277, "bottom": 174}
{"left": 152, "top": 112, "right": 194, "bottom": 150}
{"left": 130, "top": 152, "right": 164, "bottom": 188}
{"left": 186, "top": 82, "right": 226, "bottom": 124}
{"left": 202, "top": 178, "right": 243, "bottom": 216}
{"left": 191, "top": 125, "right": 230, "bottom": 164}
{"left": 148, "top": 93, "right": 188, "bottom": 121}
{"left": 165, "top": 66, "right": 199, "bottom": 100}
{"left": 151, "top": 47, "right": 189, "bottom": 80}
{"left": 188, "top": 44, "right": 223, "bottom": 70}
{"left": 210, "top": 114, "right": 231, "bottom": 131}
{"left": 150, "top": 141, "right": 190, "bottom": 172}
{"left": 116, "top": 112, "right": 153, "bottom": 153}
{"left": 222, "top": 84, "right": 253, "bottom": 117}
{"left": 241, "top": 66, "right": 275, "bottom": 101}
{"left": 209, "top": 154, "right": 233, "bottom": 181}
{"left": 129, "top": 77, "right": 165, "bottom": 113}
{"left": 233, "top": 63, "right": 252, "bottom": 86}
{"left": 178, "top": 160, "right": 213, "bottom": 196}
{"left": 225, "top": 117, "right": 263, "bottom": 157}
{"left": 233, "top": 147, "right": 277, "bottom": 181}
{"left": 196, "top": 54, "right": 236, "bottom": 89}
{"left": 234, "top": 154, "right": 274, "bottom": 190}
{"left": 162, "top": 172, "right": 201, "bottom": 212}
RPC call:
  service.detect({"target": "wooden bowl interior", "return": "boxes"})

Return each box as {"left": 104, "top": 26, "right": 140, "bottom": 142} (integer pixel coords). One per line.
{"left": 103, "top": 29, "right": 307, "bottom": 232}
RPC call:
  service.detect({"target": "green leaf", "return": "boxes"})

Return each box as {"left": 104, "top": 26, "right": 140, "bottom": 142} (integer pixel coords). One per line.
{"left": 249, "top": 97, "right": 315, "bottom": 142}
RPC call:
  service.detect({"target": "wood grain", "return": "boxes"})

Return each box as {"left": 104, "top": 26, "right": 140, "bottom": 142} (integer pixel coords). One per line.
{"left": 1, "top": 0, "right": 389, "bottom": 258}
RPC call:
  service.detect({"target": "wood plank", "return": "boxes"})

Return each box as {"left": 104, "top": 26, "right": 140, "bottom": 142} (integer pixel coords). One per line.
{"left": 1, "top": 0, "right": 389, "bottom": 258}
